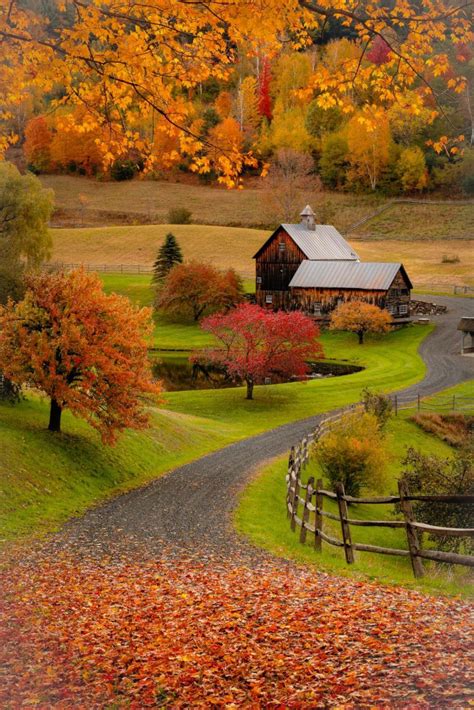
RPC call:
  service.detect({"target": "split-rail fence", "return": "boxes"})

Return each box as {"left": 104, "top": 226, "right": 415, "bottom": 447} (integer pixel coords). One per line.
{"left": 286, "top": 406, "right": 474, "bottom": 578}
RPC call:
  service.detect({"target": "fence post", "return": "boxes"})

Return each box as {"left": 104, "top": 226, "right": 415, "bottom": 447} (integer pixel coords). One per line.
{"left": 300, "top": 477, "right": 314, "bottom": 544}
{"left": 315, "top": 478, "right": 323, "bottom": 552}
{"left": 394, "top": 394, "right": 398, "bottom": 416}
{"left": 335, "top": 482, "right": 354, "bottom": 564}
{"left": 398, "top": 479, "right": 424, "bottom": 578}
{"left": 286, "top": 448, "right": 295, "bottom": 519}
{"left": 290, "top": 464, "right": 301, "bottom": 532}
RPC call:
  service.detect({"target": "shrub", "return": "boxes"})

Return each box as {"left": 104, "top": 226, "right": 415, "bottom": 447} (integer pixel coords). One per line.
{"left": 110, "top": 159, "right": 136, "bottom": 181}
{"left": 361, "top": 388, "right": 393, "bottom": 428}
{"left": 400, "top": 446, "right": 473, "bottom": 553}
{"left": 168, "top": 207, "right": 192, "bottom": 224}
{"left": 314, "top": 411, "right": 388, "bottom": 497}
{"left": 441, "top": 254, "right": 460, "bottom": 264}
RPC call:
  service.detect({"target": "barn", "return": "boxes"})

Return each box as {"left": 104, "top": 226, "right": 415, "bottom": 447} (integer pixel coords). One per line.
{"left": 254, "top": 205, "right": 412, "bottom": 320}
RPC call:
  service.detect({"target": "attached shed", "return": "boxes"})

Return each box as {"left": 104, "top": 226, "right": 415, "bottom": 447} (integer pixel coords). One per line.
{"left": 458, "top": 317, "right": 474, "bottom": 355}
{"left": 289, "top": 261, "right": 412, "bottom": 319}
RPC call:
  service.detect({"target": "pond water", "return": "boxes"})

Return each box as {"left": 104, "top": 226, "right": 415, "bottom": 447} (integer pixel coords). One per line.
{"left": 151, "top": 353, "right": 364, "bottom": 392}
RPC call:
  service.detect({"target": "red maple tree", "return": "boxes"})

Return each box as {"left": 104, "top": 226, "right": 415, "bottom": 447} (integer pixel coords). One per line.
{"left": 366, "top": 36, "right": 391, "bottom": 65}
{"left": 0, "top": 269, "right": 161, "bottom": 443}
{"left": 194, "top": 303, "right": 323, "bottom": 399}
{"left": 258, "top": 58, "right": 272, "bottom": 120}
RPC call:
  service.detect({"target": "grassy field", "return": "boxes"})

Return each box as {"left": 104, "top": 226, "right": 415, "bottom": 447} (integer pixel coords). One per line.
{"left": 234, "top": 381, "right": 474, "bottom": 596}
{"left": 42, "top": 174, "right": 474, "bottom": 240}
{"left": 52, "top": 224, "right": 474, "bottom": 292}
{"left": 1, "top": 325, "right": 430, "bottom": 540}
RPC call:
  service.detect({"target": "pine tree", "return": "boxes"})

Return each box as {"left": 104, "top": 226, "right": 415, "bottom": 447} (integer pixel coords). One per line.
{"left": 152, "top": 233, "right": 183, "bottom": 283}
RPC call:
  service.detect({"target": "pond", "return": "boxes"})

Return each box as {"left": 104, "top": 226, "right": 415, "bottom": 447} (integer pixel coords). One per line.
{"left": 151, "top": 353, "right": 364, "bottom": 392}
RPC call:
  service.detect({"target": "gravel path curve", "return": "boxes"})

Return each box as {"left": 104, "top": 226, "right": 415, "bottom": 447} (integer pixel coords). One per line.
{"left": 52, "top": 295, "right": 473, "bottom": 561}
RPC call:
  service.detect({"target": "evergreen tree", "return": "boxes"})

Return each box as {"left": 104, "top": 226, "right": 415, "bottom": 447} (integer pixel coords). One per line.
{"left": 152, "top": 233, "right": 183, "bottom": 283}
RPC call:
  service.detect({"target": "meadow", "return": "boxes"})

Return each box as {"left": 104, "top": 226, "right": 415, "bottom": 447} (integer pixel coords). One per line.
{"left": 234, "top": 380, "right": 474, "bottom": 596}
{"left": 42, "top": 174, "right": 474, "bottom": 241}
{"left": 52, "top": 224, "right": 474, "bottom": 293}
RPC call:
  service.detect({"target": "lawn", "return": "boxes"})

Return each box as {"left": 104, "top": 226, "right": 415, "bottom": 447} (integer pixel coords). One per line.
{"left": 51, "top": 224, "right": 474, "bottom": 293}
{"left": 0, "top": 324, "right": 430, "bottom": 540}
{"left": 234, "top": 380, "right": 474, "bottom": 596}
{"left": 43, "top": 174, "right": 474, "bottom": 240}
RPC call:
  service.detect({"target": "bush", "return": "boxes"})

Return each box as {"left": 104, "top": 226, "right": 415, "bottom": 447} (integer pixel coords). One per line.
{"left": 411, "top": 413, "right": 473, "bottom": 448}
{"left": 361, "top": 388, "right": 393, "bottom": 428}
{"left": 314, "top": 411, "right": 388, "bottom": 497}
{"left": 400, "top": 446, "right": 473, "bottom": 553}
{"left": 168, "top": 207, "right": 192, "bottom": 224}
{"left": 0, "top": 374, "right": 22, "bottom": 404}
{"left": 110, "top": 160, "right": 136, "bottom": 181}
{"left": 441, "top": 254, "right": 460, "bottom": 264}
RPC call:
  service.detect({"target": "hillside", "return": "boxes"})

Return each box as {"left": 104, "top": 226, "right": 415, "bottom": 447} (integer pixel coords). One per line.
{"left": 42, "top": 175, "right": 474, "bottom": 240}
{"left": 50, "top": 223, "right": 474, "bottom": 291}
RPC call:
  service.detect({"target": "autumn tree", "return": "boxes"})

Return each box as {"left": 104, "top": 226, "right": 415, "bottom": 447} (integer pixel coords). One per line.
{"left": 330, "top": 301, "right": 392, "bottom": 344}
{"left": 156, "top": 262, "right": 244, "bottom": 322}
{"left": 347, "top": 109, "right": 392, "bottom": 190}
{"left": 262, "top": 148, "right": 316, "bottom": 224}
{"left": 23, "top": 115, "right": 52, "bottom": 172}
{"left": 235, "top": 77, "right": 260, "bottom": 142}
{"left": 319, "top": 133, "right": 349, "bottom": 189}
{"left": 314, "top": 411, "right": 388, "bottom": 496}
{"left": 0, "top": 270, "right": 160, "bottom": 442}
{"left": 258, "top": 58, "right": 272, "bottom": 121}
{"left": 194, "top": 303, "right": 323, "bottom": 400}
{"left": 1, "top": 0, "right": 470, "bottom": 184}
{"left": 397, "top": 146, "right": 428, "bottom": 192}
{"left": 152, "top": 233, "right": 183, "bottom": 284}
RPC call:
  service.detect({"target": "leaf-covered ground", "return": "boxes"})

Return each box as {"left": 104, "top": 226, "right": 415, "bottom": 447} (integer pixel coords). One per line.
{"left": 1, "top": 553, "right": 472, "bottom": 708}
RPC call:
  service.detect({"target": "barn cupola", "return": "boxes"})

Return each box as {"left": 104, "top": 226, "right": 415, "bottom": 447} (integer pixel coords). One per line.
{"left": 300, "top": 204, "right": 316, "bottom": 231}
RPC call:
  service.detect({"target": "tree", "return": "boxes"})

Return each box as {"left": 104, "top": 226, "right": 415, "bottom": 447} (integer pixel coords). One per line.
{"left": 194, "top": 303, "right": 323, "bottom": 400}
{"left": 330, "top": 301, "right": 392, "bottom": 344}
{"left": 234, "top": 76, "right": 260, "bottom": 141}
{"left": 152, "top": 233, "right": 183, "bottom": 284}
{"left": 314, "top": 411, "right": 388, "bottom": 496}
{"left": 23, "top": 115, "right": 52, "bottom": 172}
{"left": 319, "top": 133, "right": 349, "bottom": 189}
{"left": 2, "top": 0, "right": 469, "bottom": 185}
{"left": 0, "top": 269, "right": 161, "bottom": 443}
{"left": 261, "top": 148, "right": 316, "bottom": 224}
{"left": 347, "top": 109, "right": 392, "bottom": 190}
{"left": 0, "top": 162, "right": 53, "bottom": 304}
{"left": 397, "top": 146, "right": 428, "bottom": 192}
{"left": 156, "top": 262, "right": 244, "bottom": 322}
{"left": 258, "top": 58, "right": 272, "bottom": 120}
{"left": 400, "top": 445, "right": 473, "bottom": 553}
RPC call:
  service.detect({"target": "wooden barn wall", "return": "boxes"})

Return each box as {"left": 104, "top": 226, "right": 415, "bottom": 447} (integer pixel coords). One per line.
{"left": 255, "top": 228, "right": 305, "bottom": 293}
{"left": 290, "top": 287, "right": 386, "bottom": 314}
{"left": 385, "top": 271, "right": 411, "bottom": 312}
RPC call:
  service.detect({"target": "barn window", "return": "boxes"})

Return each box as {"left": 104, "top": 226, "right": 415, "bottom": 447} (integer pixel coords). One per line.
{"left": 313, "top": 302, "right": 322, "bottom": 315}
{"left": 265, "top": 294, "right": 273, "bottom": 304}
{"left": 279, "top": 242, "right": 286, "bottom": 252}
{"left": 387, "top": 304, "right": 397, "bottom": 314}
{"left": 399, "top": 304, "right": 408, "bottom": 315}
{"left": 256, "top": 276, "right": 262, "bottom": 284}
{"left": 401, "top": 289, "right": 409, "bottom": 295}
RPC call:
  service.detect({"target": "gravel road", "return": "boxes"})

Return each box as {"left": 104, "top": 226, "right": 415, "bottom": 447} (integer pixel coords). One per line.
{"left": 52, "top": 295, "right": 473, "bottom": 561}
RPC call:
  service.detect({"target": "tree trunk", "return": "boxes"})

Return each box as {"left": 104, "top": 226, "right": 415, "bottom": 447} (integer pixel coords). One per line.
{"left": 246, "top": 378, "right": 254, "bottom": 400}
{"left": 48, "top": 397, "right": 62, "bottom": 432}
{"left": 358, "top": 330, "right": 364, "bottom": 344}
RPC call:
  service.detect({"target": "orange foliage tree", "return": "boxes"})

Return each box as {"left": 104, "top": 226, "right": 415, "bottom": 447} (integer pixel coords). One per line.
{"left": 23, "top": 116, "right": 52, "bottom": 172}
{"left": 1, "top": 0, "right": 471, "bottom": 184}
{"left": 330, "top": 300, "right": 392, "bottom": 344}
{"left": 0, "top": 270, "right": 161, "bottom": 442}
{"left": 156, "top": 262, "right": 244, "bottom": 322}
{"left": 346, "top": 109, "right": 391, "bottom": 190}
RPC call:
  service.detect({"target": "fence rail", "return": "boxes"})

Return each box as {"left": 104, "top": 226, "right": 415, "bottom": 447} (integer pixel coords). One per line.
{"left": 390, "top": 393, "right": 474, "bottom": 414}
{"left": 46, "top": 262, "right": 154, "bottom": 274}
{"left": 286, "top": 406, "right": 474, "bottom": 578}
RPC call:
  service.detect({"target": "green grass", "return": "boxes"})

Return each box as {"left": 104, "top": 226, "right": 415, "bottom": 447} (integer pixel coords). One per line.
{"left": 0, "top": 397, "right": 238, "bottom": 540}
{"left": 234, "top": 381, "right": 474, "bottom": 597}
{"left": 162, "top": 326, "right": 431, "bottom": 433}
{"left": 0, "top": 324, "right": 430, "bottom": 541}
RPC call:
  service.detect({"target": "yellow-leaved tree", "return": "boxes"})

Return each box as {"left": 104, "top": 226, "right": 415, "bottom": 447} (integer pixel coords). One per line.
{"left": 1, "top": 0, "right": 472, "bottom": 184}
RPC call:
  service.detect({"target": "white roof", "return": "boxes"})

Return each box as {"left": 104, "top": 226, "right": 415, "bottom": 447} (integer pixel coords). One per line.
{"left": 281, "top": 224, "right": 359, "bottom": 261}
{"left": 289, "top": 260, "right": 403, "bottom": 290}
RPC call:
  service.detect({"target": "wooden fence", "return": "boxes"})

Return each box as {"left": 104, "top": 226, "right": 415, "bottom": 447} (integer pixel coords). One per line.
{"left": 46, "top": 262, "right": 154, "bottom": 274}
{"left": 286, "top": 408, "right": 474, "bottom": 578}
{"left": 391, "top": 393, "right": 474, "bottom": 415}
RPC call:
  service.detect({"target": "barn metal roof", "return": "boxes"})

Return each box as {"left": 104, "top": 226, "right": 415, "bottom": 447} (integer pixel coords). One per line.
{"left": 253, "top": 224, "right": 359, "bottom": 261}
{"left": 280, "top": 224, "right": 359, "bottom": 260}
{"left": 289, "top": 260, "right": 406, "bottom": 290}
